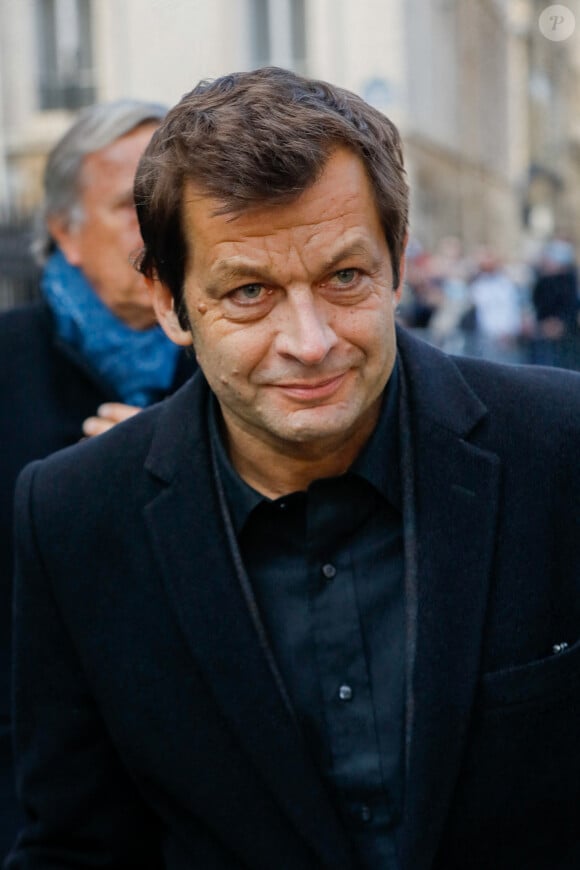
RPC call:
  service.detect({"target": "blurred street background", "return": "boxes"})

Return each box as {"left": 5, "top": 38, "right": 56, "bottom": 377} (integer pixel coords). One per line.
{"left": 1, "top": 0, "right": 580, "bottom": 367}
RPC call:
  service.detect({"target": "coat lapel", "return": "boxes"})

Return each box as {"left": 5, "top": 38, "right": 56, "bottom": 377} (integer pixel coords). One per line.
{"left": 142, "top": 375, "right": 354, "bottom": 870}
{"left": 397, "top": 330, "right": 501, "bottom": 868}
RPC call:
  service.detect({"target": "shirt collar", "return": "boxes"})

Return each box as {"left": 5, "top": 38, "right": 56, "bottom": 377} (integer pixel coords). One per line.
{"left": 209, "top": 395, "right": 263, "bottom": 536}
{"left": 350, "top": 357, "right": 400, "bottom": 509}
{"left": 209, "top": 356, "right": 401, "bottom": 536}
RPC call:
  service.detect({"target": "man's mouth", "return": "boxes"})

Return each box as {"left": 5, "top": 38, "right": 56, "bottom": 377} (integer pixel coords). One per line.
{"left": 271, "top": 372, "right": 348, "bottom": 401}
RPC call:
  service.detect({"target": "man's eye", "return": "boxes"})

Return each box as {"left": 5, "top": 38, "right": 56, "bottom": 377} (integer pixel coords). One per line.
{"left": 230, "top": 284, "right": 268, "bottom": 304}
{"left": 334, "top": 268, "right": 358, "bottom": 284}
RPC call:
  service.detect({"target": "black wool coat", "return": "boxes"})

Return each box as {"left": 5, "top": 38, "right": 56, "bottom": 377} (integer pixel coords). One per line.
{"left": 0, "top": 301, "right": 195, "bottom": 860}
{"left": 5, "top": 327, "right": 580, "bottom": 869}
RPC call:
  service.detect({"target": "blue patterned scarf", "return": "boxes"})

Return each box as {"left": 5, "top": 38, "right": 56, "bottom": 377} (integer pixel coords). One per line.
{"left": 41, "top": 249, "right": 181, "bottom": 406}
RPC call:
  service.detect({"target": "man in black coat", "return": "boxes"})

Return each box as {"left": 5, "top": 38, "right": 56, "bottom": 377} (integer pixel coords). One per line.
{"left": 6, "top": 69, "right": 580, "bottom": 869}
{"left": 0, "top": 101, "right": 195, "bottom": 859}
{"left": 531, "top": 239, "right": 580, "bottom": 370}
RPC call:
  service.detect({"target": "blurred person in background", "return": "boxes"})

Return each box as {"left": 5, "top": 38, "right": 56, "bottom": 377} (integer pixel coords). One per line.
{"left": 0, "top": 100, "right": 195, "bottom": 858}
{"left": 6, "top": 67, "right": 580, "bottom": 870}
{"left": 396, "top": 238, "right": 443, "bottom": 331}
{"left": 466, "top": 246, "right": 526, "bottom": 364}
{"left": 531, "top": 237, "right": 580, "bottom": 370}
{"left": 423, "top": 236, "right": 472, "bottom": 354}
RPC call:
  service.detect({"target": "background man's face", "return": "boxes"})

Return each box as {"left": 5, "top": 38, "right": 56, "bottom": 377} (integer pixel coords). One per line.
{"left": 170, "top": 147, "right": 403, "bottom": 456}
{"left": 54, "top": 122, "right": 158, "bottom": 329}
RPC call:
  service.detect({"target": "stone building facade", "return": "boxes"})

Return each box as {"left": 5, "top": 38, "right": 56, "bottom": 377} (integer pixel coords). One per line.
{"left": 1, "top": 0, "right": 579, "bottom": 256}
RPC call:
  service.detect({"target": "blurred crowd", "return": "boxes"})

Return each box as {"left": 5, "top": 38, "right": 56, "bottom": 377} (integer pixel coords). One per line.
{"left": 398, "top": 235, "right": 580, "bottom": 371}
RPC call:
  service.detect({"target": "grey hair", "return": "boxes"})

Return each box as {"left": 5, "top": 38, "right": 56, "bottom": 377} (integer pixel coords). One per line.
{"left": 33, "top": 98, "right": 166, "bottom": 264}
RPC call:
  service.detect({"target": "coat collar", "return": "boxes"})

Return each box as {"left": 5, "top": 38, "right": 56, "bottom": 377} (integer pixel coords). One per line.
{"left": 396, "top": 328, "right": 500, "bottom": 868}
{"left": 144, "top": 330, "right": 501, "bottom": 868}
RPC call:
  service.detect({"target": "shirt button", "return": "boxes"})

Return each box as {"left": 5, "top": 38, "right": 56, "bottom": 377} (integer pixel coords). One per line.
{"left": 321, "top": 563, "right": 336, "bottom": 580}
{"left": 338, "top": 684, "right": 353, "bottom": 701}
{"left": 359, "top": 804, "right": 373, "bottom": 823}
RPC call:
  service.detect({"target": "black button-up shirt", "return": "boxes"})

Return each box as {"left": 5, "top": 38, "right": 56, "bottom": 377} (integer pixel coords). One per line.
{"left": 210, "top": 362, "right": 405, "bottom": 869}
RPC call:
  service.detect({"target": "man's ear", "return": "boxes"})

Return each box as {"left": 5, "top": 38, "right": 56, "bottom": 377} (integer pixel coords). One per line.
{"left": 47, "top": 215, "right": 82, "bottom": 267}
{"left": 147, "top": 277, "right": 193, "bottom": 347}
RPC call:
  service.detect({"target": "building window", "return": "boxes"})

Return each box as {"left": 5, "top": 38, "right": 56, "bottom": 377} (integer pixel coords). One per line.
{"left": 35, "top": 0, "right": 96, "bottom": 111}
{"left": 250, "top": 0, "right": 307, "bottom": 72}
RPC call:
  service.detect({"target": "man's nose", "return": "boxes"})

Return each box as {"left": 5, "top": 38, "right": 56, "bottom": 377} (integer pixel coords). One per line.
{"left": 274, "top": 294, "right": 337, "bottom": 364}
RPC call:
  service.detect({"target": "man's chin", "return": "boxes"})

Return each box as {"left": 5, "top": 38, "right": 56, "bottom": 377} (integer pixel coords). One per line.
{"left": 265, "top": 405, "right": 364, "bottom": 446}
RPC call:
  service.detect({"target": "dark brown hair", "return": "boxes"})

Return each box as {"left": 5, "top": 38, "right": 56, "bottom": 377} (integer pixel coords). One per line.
{"left": 135, "top": 67, "right": 408, "bottom": 325}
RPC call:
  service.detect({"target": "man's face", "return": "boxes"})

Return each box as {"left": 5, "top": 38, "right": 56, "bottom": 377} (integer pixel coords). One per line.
{"left": 51, "top": 123, "right": 158, "bottom": 329}
{"left": 158, "top": 147, "right": 403, "bottom": 460}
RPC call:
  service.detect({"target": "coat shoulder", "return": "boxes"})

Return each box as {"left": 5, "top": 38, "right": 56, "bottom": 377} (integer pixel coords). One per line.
{"left": 0, "top": 302, "right": 52, "bottom": 364}
{"left": 397, "top": 327, "right": 580, "bottom": 477}
{"left": 0, "top": 300, "right": 49, "bottom": 333}
{"left": 19, "top": 398, "right": 163, "bottom": 497}
{"left": 16, "top": 372, "right": 206, "bottom": 515}
{"left": 453, "top": 354, "right": 580, "bottom": 433}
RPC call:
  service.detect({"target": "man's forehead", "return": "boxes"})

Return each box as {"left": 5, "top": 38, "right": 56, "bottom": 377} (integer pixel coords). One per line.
{"left": 181, "top": 146, "right": 371, "bottom": 216}
{"left": 179, "top": 163, "right": 387, "bottom": 286}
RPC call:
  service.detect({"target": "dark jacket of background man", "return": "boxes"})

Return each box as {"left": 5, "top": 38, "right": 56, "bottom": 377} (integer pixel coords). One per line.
{"left": 0, "top": 309, "right": 193, "bottom": 839}
{"left": 0, "top": 100, "right": 195, "bottom": 859}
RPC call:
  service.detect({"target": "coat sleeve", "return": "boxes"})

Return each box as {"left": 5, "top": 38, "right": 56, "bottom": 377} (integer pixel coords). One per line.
{"left": 5, "top": 462, "right": 163, "bottom": 869}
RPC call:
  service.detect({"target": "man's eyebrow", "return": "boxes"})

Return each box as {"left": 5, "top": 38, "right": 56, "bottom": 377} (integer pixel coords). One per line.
{"left": 204, "top": 240, "right": 378, "bottom": 296}
{"left": 319, "top": 240, "right": 376, "bottom": 274}
{"left": 205, "top": 261, "right": 271, "bottom": 296}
